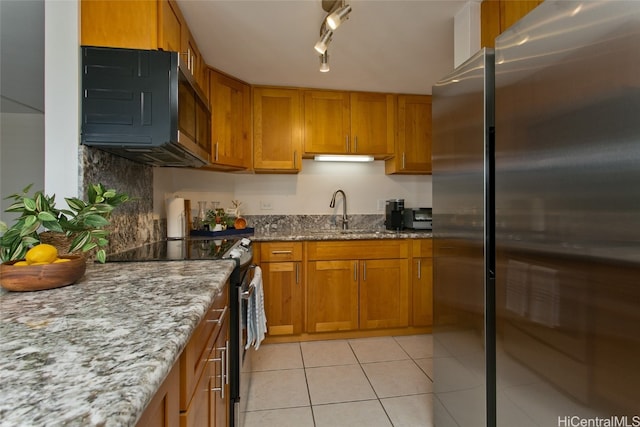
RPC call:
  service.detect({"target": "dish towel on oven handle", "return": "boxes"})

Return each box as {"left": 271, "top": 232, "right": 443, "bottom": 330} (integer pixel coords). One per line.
{"left": 245, "top": 266, "right": 267, "bottom": 350}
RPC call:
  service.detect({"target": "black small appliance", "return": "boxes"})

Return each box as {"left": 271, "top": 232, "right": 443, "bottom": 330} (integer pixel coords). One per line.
{"left": 384, "top": 198, "right": 404, "bottom": 231}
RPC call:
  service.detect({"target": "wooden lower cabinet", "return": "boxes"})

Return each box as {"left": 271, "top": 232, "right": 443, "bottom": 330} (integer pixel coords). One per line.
{"left": 136, "top": 362, "right": 180, "bottom": 427}
{"left": 412, "top": 257, "right": 433, "bottom": 327}
{"left": 411, "top": 239, "right": 433, "bottom": 327}
{"left": 306, "top": 240, "right": 410, "bottom": 333}
{"left": 262, "top": 261, "right": 303, "bottom": 335}
{"left": 179, "top": 282, "right": 229, "bottom": 427}
{"left": 360, "top": 258, "right": 409, "bottom": 329}
{"left": 307, "top": 260, "right": 359, "bottom": 332}
{"left": 258, "top": 242, "right": 304, "bottom": 336}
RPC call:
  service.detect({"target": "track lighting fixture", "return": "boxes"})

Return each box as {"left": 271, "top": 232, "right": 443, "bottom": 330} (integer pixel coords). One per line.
{"left": 319, "top": 51, "right": 330, "bottom": 72}
{"left": 314, "top": 25, "right": 332, "bottom": 55}
{"left": 326, "top": 4, "right": 352, "bottom": 30}
{"left": 313, "top": 0, "right": 351, "bottom": 72}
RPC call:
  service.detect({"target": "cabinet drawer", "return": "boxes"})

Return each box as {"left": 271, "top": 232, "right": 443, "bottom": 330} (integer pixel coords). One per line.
{"left": 260, "top": 242, "right": 303, "bottom": 262}
{"left": 179, "top": 282, "right": 228, "bottom": 411}
{"left": 411, "top": 239, "right": 433, "bottom": 258}
{"left": 306, "top": 240, "right": 409, "bottom": 261}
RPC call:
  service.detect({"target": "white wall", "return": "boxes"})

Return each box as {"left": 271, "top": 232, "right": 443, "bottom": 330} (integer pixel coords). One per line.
{"left": 44, "top": 0, "right": 80, "bottom": 200}
{"left": 0, "top": 113, "right": 45, "bottom": 223}
{"left": 154, "top": 160, "right": 432, "bottom": 218}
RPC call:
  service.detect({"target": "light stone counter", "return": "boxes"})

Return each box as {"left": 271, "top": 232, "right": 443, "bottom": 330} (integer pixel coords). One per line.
{"left": 252, "top": 229, "right": 432, "bottom": 242}
{"left": 0, "top": 259, "right": 236, "bottom": 427}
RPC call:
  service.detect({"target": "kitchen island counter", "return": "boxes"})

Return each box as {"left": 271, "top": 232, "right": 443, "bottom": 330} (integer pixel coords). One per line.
{"left": 0, "top": 259, "right": 236, "bottom": 426}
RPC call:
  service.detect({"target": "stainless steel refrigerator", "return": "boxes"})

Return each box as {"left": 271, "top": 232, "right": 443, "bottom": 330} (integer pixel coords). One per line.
{"left": 433, "top": 1, "right": 640, "bottom": 425}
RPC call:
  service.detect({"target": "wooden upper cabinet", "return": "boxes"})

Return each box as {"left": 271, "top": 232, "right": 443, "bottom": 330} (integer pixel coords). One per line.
{"left": 349, "top": 92, "right": 395, "bottom": 157}
{"left": 205, "top": 69, "right": 251, "bottom": 171}
{"left": 481, "top": 0, "right": 543, "bottom": 48}
{"left": 302, "top": 90, "right": 394, "bottom": 158}
{"left": 158, "top": 0, "right": 183, "bottom": 52}
{"left": 386, "top": 95, "right": 432, "bottom": 175}
{"left": 81, "top": 0, "right": 208, "bottom": 94}
{"left": 81, "top": 0, "right": 158, "bottom": 49}
{"left": 303, "top": 90, "right": 351, "bottom": 155}
{"left": 253, "top": 87, "right": 302, "bottom": 173}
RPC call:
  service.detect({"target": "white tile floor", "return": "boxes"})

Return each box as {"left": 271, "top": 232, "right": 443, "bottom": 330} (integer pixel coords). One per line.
{"left": 243, "top": 335, "right": 434, "bottom": 427}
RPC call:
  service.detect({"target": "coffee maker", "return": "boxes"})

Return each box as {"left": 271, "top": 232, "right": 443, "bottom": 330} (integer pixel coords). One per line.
{"left": 384, "top": 199, "right": 405, "bottom": 231}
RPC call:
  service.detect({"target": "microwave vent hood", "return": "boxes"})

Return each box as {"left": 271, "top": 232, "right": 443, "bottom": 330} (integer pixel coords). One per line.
{"left": 81, "top": 46, "right": 210, "bottom": 168}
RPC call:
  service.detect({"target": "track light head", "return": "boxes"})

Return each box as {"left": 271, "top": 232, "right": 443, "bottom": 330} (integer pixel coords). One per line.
{"left": 326, "top": 4, "right": 351, "bottom": 30}
{"left": 319, "top": 52, "right": 330, "bottom": 72}
{"left": 314, "top": 29, "right": 332, "bottom": 54}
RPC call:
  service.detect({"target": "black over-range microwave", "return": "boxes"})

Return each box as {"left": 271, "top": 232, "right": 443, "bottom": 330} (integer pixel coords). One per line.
{"left": 81, "top": 46, "right": 211, "bottom": 167}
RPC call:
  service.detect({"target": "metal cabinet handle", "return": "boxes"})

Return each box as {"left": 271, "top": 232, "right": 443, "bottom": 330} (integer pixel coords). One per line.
{"left": 417, "top": 259, "right": 421, "bottom": 280}
{"left": 363, "top": 261, "right": 367, "bottom": 281}
{"left": 402, "top": 152, "right": 406, "bottom": 169}
{"left": 224, "top": 340, "right": 229, "bottom": 385}
{"left": 215, "top": 142, "right": 219, "bottom": 161}
{"left": 272, "top": 250, "right": 292, "bottom": 255}
{"left": 346, "top": 135, "right": 350, "bottom": 152}
{"left": 295, "top": 262, "right": 300, "bottom": 284}
{"left": 294, "top": 150, "right": 297, "bottom": 169}
{"left": 209, "top": 343, "right": 226, "bottom": 399}
{"left": 354, "top": 136, "right": 358, "bottom": 152}
{"left": 206, "top": 306, "right": 228, "bottom": 324}
{"left": 354, "top": 261, "right": 358, "bottom": 281}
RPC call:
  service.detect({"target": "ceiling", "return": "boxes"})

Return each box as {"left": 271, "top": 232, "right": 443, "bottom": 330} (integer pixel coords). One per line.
{"left": 176, "top": 0, "right": 467, "bottom": 95}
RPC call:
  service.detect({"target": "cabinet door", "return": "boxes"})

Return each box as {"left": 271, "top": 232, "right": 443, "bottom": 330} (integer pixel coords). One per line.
{"left": 386, "top": 95, "right": 432, "bottom": 174}
{"left": 500, "top": 0, "right": 542, "bottom": 32}
{"left": 303, "top": 90, "right": 351, "bottom": 155}
{"left": 158, "top": 0, "right": 183, "bottom": 53}
{"left": 412, "top": 257, "right": 433, "bottom": 327}
{"left": 136, "top": 362, "right": 180, "bottom": 427}
{"left": 350, "top": 92, "right": 395, "bottom": 157}
{"left": 359, "top": 259, "right": 409, "bottom": 329}
{"left": 307, "top": 260, "right": 359, "bottom": 332}
{"left": 262, "top": 262, "right": 303, "bottom": 335}
{"left": 212, "top": 324, "right": 228, "bottom": 427}
{"left": 180, "top": 359, "right": 213, "bottom": 427}
{"left": 81, "top": 0, "right": 158, "bottom": 49}
{"left": 209, "top": 70, "right": 251, "bottom": 170}
{"left": 253, "top": 87, "right": 302, "bottom": 172}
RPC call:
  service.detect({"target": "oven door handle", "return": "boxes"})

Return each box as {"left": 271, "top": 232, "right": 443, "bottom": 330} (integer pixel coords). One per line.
{"left": 241, "top": 284, "right": 255, "bottom": 300}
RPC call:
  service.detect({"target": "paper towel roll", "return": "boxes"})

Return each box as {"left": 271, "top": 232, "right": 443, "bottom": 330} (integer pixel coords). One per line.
{"left": 166, "top": 197, "right": 185, "bottom": 239}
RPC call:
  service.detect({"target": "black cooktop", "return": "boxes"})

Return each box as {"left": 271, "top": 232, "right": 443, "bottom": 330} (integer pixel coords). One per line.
{"left": 105, "top": 236, "right": 252, "bottom": 263}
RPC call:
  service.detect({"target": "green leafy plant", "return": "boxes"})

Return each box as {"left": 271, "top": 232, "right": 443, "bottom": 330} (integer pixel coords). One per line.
{"left": 0, "top": 183, "right": 129, "bottom": 263}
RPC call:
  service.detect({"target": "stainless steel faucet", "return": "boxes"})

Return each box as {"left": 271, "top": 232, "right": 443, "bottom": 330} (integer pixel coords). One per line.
{"left": 329, "top": 189, "right": 348, "bottom": 230}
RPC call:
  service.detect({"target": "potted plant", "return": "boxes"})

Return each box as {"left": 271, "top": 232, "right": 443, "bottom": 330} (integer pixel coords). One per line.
{"left": 0, "top": 183, "right": 129, "bottom": 263}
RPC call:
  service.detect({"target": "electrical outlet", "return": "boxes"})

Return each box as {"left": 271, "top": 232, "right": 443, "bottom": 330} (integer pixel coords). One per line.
{"left": 260, "top": 200, "right": 273, "bottom": 210}
{"left": 377, "top": 199, "right": 386, "bottom": 212}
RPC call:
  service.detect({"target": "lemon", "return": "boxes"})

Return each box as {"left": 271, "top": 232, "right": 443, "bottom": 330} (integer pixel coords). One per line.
{"left": 13, "top": 261, "right": 29, "bottom": 266}
{"left": 25, "top": 244, "right": 59, "bottom": 265}
{"left": 53, "top": 258, "right": 71, "bottom": 263}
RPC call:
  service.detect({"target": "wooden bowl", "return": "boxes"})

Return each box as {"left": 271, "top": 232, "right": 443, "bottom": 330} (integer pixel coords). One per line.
{"left": 0, "top": 255, "right": 86, "bottom": 292}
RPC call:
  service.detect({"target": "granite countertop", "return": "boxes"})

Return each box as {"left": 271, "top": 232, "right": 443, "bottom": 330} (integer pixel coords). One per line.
{"left": 252, "top": 229, "right": 432, "bottom": 242}
{"left": 0, "top": 259, "right": 236, "bottom": 427}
